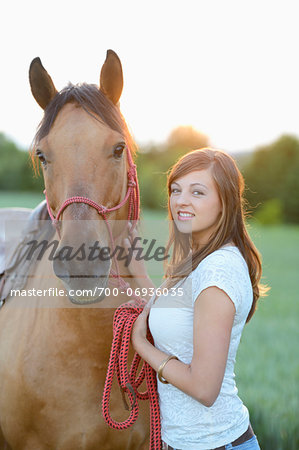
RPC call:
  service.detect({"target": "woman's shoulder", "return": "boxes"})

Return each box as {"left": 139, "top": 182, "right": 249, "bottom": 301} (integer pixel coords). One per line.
{"left": 191, "top": 245, "right": 252, "bottom": 311}
{"left": 193, "top": 246, "right": 248, "bottom": 276}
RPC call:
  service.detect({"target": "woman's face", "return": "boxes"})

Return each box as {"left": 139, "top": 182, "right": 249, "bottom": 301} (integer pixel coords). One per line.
{"left": 169, "top": 168, "right": 222, "bottom": 244}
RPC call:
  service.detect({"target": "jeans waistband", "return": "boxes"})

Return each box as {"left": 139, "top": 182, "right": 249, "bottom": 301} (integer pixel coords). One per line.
{"left": 163, "top": 423, "right": 255, "bottom": 450}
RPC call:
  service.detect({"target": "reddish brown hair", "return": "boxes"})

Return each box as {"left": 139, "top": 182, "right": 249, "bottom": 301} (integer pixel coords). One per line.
{"left": 164, "top": 148, "right": 269, "bottom": 323}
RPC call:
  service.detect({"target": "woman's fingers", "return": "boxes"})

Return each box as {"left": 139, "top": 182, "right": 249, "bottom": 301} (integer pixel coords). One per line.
{"left": 123, "top": 237, "right": 131, "bottom": 248}
{"left": 146, "top": 296, "right": 155, "bottom": 310}
{"left": 141, "top": 297, "right": 154, "bottom": 314}
{"left": 127, "top": 221, "right": 140, "bottom": 237}
{"left": 126, "top": 223, "right": 143, "bottom": 250}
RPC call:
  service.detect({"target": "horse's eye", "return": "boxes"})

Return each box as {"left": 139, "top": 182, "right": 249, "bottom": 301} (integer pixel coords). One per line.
{"left": 113, "top": 143, "right": 125, "bottom": 159}
{"left": 36, "top": 149, "right": 47, "bottom": 166}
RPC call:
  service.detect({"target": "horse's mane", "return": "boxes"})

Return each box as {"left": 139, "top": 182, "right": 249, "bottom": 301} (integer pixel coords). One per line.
{"left": 30, "top": 83, "right": 136, "bottom": 170}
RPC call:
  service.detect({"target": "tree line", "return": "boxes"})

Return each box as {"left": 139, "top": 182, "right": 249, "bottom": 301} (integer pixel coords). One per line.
{"left": 0, "top": 133, "right": 42, "bottom": 192}
{"left": 0, "top": 128, "right": 298, "bottom": 224}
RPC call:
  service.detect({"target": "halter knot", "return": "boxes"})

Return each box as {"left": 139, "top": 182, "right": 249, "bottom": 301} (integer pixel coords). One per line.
{"left": 127, "top": 180, "right": 136, "bottom": 188}
{"left": 97, "top": 205, "right": 107, "bottom": 215}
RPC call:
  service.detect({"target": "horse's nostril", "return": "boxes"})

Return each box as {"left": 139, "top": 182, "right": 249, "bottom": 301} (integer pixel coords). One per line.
{"left": 53, "top": 259, "right": 70, "bottom": 282}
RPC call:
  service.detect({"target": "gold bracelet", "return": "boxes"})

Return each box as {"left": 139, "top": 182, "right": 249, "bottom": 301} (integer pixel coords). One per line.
{"left": 157, "top": 354, "right": 178, "bottom": 384}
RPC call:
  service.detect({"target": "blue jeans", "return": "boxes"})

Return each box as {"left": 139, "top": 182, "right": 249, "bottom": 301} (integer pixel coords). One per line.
{"left": 170, "top": 434, "right": 261, "bottom": 450}
{"left": 224, "top": 434, "right": 261, "bottom": 449}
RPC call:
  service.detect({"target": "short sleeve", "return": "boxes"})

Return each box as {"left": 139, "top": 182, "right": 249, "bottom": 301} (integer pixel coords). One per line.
{"left": 191, "top": 251, "right": 244, "bottom": 312}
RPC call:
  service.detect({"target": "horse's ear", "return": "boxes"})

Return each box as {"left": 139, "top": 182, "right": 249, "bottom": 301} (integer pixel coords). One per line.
{"left": 29, "top": 57, "right": 58, "bottom": 110}
{"left": 100, "top": 50, "right": 123, "bottom": 105}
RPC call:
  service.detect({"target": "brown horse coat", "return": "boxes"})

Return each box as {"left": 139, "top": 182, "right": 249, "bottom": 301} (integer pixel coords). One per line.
{"left": 0, "top": 51, "right": 150, "bottom": 450}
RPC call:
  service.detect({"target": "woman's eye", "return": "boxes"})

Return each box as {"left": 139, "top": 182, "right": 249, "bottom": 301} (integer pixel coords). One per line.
{"left": 170, "top": 188, "right": 180, "bottom": 194}
{"left": 36, "top": 150, "right": 47, "bottom": 166}
{"left": 113, "top": 143, "right": 125, "bottom": 159}
{"left": 193, "top": 191, "right": 203, "bottom": 195}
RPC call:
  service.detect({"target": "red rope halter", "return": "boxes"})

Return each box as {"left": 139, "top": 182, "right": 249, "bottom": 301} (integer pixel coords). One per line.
{"left": 44, "top": 146, "right": 162, "bottom": 449}
{"left": 44, "top": 146, "right": 139, "bottom": 282}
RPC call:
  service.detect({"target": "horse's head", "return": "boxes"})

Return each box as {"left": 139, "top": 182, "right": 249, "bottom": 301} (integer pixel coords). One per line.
{"left": 29, "top": 50, "right": 138, "bottom": 304}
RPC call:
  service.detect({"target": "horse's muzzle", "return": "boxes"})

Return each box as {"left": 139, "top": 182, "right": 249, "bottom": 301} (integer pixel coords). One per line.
{"left": 53, "top": 253, "right": 111, "bottom": 304}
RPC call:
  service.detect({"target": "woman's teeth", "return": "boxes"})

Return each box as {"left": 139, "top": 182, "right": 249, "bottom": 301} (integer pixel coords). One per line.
{"left": 179, "top": 212, "right": 194, "bottom": 217}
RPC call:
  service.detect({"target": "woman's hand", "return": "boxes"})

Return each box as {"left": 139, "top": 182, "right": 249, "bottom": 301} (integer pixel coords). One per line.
{"left": 123, "top": 222, "right": 154, "bottom": 288}
{"left": 131, "top": 300, "right": 153, "bottom": 351}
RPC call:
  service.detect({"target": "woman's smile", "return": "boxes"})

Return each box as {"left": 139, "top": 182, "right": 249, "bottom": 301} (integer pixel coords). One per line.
{"left": 177, "top": 210, "right": 195, "bottom": 220}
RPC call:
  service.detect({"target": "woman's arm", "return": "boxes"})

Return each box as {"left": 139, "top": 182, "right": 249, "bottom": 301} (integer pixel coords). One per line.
{"left": 132, "top": 286, "right": 235, "bottom": 407}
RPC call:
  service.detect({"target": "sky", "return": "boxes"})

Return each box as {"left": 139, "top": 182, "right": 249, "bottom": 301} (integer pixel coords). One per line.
{"left": 1, "top": 0, "right": 299, "bottom": 154}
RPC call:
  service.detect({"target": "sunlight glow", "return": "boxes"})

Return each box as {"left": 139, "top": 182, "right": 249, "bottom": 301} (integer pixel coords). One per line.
{"left": 1, "top": 0, "right": 298, "bottom": 154}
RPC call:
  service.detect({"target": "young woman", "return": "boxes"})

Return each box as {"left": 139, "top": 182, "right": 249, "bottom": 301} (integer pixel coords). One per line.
{"left": 125, "top": 148, "right": 267, "bottom": 449}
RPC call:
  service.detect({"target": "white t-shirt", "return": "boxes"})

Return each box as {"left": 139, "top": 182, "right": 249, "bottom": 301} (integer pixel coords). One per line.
{"left": 148, "top": 246, "right": 253, "bottom": 450}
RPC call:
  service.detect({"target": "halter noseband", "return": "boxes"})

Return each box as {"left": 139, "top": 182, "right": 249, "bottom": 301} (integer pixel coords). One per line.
{"left": 43, "top": 146, "right": 140, "bottom": 288}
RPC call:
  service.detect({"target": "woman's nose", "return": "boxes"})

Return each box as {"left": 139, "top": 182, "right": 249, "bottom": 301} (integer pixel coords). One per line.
{"left": 176, "top": 191, "right": 190, "bottom": 206}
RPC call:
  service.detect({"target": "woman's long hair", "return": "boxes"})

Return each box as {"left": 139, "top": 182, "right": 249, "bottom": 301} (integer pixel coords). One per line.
{"left": 163, "top": 148, "right": 269, "bottom": 323}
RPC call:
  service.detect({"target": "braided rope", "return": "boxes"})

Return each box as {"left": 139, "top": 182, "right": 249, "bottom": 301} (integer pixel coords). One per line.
{"left": 102, "top": 298, "right": 162, "bottom": 449}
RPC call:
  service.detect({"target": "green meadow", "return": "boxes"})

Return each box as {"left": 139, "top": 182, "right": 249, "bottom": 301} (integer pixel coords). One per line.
{"left": 0, "top": 191, "right": 44, "bottom": 208}
{"left": 1, "top": 191, "right": 298, "bottom": 449}
{"left": 236, "top": 223, "right": 299, "bottom": 450}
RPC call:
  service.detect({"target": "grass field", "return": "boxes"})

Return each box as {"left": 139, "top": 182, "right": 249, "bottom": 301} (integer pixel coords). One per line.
{"left": 1, "top": 191, "right": 299, "bottom": 449}
{"left": 236, "top": 223, "right": 299, "bottom": 449}
{"left": 0, "top": 191, "right": 44, "bottom": 208}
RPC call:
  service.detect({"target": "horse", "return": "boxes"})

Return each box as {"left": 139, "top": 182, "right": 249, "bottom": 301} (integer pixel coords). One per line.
{"left": 0, "top": 50, "right": 150, "bottom": 450}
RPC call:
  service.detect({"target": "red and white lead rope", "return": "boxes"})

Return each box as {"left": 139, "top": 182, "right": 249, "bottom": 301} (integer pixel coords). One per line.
{"left": 102, "top": 297, "right": 162, "bottom": 449}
